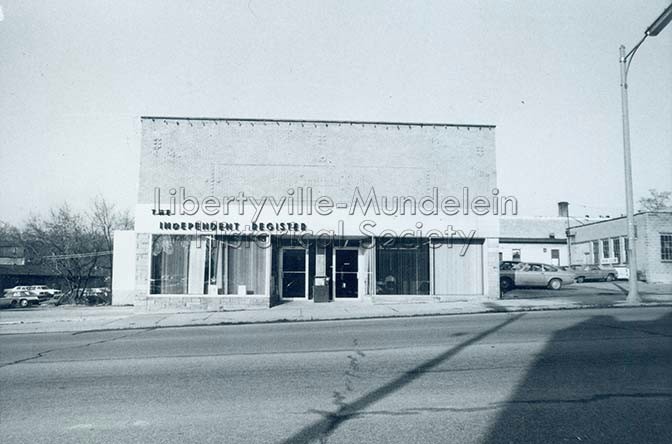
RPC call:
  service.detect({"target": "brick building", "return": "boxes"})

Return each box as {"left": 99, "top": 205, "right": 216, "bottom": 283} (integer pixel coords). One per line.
{"left": 568, "top": 212, "right": 672, "bottom": 283}
{"left": 113, "top": 117, "right": 502, "bottom": 310}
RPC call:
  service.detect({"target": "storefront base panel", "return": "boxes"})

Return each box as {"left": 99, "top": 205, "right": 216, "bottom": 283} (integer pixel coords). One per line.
{"left": 135, "top": 295, "right": 271, "bottom": 312}
{"left": 368, "top": 295, "right": 494, "bottom": 304}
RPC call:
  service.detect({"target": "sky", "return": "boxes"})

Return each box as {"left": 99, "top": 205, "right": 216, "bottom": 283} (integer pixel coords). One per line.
{"left": 0, "top": 0, "right": 671, "bottom": 226}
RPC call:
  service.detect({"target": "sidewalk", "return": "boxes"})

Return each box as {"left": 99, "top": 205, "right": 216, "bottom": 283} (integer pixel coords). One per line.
{"left": 1, "top": 287, "right": 671, "bottom": 334}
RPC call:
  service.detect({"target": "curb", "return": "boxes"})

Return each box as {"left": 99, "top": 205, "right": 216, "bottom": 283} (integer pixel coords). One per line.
{"left": 2, "top": 302, "right": 672, "bottom": 335}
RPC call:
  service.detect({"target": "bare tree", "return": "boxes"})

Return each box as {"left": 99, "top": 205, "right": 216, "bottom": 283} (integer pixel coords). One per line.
{"left": 23, "top": 205, "right": 105, "bottom": 303}
{"left": 89, "top": 196, "right": 134, "bottom": 284}
{"left": 20, "top": 199, "right": 134, "bottom": 304}
{"left": 0, "top": 221, "right": 22, "bottom": 243}
{"left": 638, "top": 189, "right": 671, "bottom": 212}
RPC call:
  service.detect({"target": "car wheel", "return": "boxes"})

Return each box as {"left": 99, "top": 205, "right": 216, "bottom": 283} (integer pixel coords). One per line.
{"left": 548, "top": 278, "right": 562, "bottom": 290}
{"left": 575, "top": 276, "right": 585, "bottom": 283}
{"left": 19, "top": 299, "right": 29, "bottom": 308}
{"left": 605, "top": 274, "right": 616, "bottom": 282}
{"left": 500, "top": 277, "right": 514, "bottom": 292}
{"left": 10, "top": 300, "right": 18, "bottom": 307}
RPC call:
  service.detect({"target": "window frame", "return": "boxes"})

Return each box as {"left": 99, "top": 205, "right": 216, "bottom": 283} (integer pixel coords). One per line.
{"left": 661, "top": 233, "right": 672, "bottom": 262}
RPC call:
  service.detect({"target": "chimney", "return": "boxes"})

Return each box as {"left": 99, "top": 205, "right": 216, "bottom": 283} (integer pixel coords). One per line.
{"left": 558, "top": 201, "right": 569, "bottom": 218}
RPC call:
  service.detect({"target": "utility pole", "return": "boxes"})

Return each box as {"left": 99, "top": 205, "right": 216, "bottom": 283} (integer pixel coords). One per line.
{"left": 618, "top": 3, "right": 672, "bottom": 303}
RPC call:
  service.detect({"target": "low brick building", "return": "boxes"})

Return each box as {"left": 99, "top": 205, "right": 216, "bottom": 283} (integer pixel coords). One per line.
{"left": 568, "top": 212, "right": 672, "bottom": 283}
{"left": 114, "top": 116, "right": 503, "bottom": 310}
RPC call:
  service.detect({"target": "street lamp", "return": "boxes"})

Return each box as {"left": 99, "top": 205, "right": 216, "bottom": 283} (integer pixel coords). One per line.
{"left": 619, "top": 2, "right": 672, "bottom": 304}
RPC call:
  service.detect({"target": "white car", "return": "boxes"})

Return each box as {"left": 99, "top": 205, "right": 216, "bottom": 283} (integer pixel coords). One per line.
{"left": 4, "top": 285, "right": 31, "bottom": 294}
{"left": 27, "top": 285, "right": 61, "bottom": 300}
{"left": 612, "top": 266, "right": 630, "bottom": 280}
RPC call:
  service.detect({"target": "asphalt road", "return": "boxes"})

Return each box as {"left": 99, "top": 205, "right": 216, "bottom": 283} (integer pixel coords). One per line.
{"left": 1, "top": 307, "right": 671, "bottom": 444}
{"left": 503, "top": 280, "right": 672, "bottom": 303}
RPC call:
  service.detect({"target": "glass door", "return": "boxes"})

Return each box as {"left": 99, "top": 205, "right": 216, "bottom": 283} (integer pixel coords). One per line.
{"left": 280, "top": 248, "right": 307, "bottom": 299}
{"left": 333, "top": 248, "right": 358, "bottom": 299}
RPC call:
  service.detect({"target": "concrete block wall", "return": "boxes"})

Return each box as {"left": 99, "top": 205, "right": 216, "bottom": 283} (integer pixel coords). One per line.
{"left": 569, "top": 212, "right": 672, "bottom": 283}
{"left": 639, "top": 213, "right": 672, "bottom": 283}
{"left": 141, "top": 295, "right": 271, "bottom": 312}
{"left": 138, "top": 118, "right": 497, "bottom": 207}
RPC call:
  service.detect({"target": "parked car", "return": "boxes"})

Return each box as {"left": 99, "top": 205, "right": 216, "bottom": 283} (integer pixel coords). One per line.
{"left": 500, "top": 261, "right": 576, "bottom": 291}
{"left": 25, "top": 285, "right": 60, "bottom": 301}
{"left": 569, "top": 264, "right": 618, "bottom": 283}
{"left": 0, "top": 290, "right": 40, "bottom": 308}
{"left": 3, "top": 285, "right": 31, "bottom": 294}
{"left": 83, "top": 288, "right": 111, "bottom": 305}
{"left": 612, "top": 266, "right": 630, "bottom": 280}
{"left": 28, "top": 285, "right": 62, "bottom": 297}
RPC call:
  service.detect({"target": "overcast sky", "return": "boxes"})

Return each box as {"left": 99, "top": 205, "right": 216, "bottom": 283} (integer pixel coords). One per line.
{"left": 1, "top": 0, "right": 671, "bottom": 225}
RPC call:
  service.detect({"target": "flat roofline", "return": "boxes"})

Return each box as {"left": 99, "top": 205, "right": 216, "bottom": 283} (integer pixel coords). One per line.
{"left": 140, "top": 116, "right": 496, "bottom": 129}
{"left": 568, "top": 211, "right": 672, "bottom": 230}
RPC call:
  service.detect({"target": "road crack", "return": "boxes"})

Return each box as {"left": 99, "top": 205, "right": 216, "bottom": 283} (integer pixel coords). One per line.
{"left": 0, "top": 328, "right": 157, "bottom": 369}
{"left": 307, "top": 392, "right": 672, "bottom": 418}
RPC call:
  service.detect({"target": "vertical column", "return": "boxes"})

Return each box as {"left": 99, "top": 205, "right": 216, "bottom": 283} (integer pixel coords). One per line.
{"left": 265, "top": 235, "right": 272, "bottom": 302}
{"left": 485, "top": 238, "right": 501, "bottom": 299}
{"left": 313, "top": 246, "right": 329, "bottom": 302}
{"left": 188, "top": 237, "right": 206, "bottom": 294}
{"left": 134, "top": 233, "right": 151, "bottom": 311}
{"left": 216, "top": 242, "right": 223, "bottom": 292}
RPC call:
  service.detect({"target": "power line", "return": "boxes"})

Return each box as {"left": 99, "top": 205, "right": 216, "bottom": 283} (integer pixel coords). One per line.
{"left": 45, "top": 251, "right": 112, "bottom": 260}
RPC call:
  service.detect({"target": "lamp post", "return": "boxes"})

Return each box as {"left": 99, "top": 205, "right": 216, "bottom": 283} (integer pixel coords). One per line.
{"left": 619, "top": 3, "right": 672, "bottom": 304}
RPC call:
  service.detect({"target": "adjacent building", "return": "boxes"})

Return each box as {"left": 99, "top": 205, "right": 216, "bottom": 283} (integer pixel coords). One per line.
{"left": 499, "top": 203, "right": 572, "bottom": 266}
{"left": 568, "top": 211, "right": 672, "bottom": 283}
{"left": 114, "top": 117, "right": 503, "bottom": 310}
{"left": 0, "top": 242, "right": 108, "bottom": 293}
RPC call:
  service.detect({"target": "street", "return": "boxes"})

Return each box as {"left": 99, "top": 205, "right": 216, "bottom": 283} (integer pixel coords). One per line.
{"left": 1, "top": 307, "right": 671, "bottom": 443}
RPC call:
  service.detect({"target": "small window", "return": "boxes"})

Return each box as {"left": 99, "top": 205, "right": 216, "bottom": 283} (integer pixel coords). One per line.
{"left": 613, "top": 238, "right": 621, "bottom": 264}
{"left": 592, "top": 241, "right": 599, "bottom": 264}
{"left": 512, "top": 249, "right": 521, "bottom": 261}
{"left": 662, "top": 233, "right": 672, "bottom": 261}
{"left": 602, "top": 239, "right": 610, "bottom": 259}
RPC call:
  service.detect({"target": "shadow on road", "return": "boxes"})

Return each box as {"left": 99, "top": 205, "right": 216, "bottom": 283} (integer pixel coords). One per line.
{"left": 482, "top": 312, "right": 672, "bottom": 444}
{"left": 279, "top": 313, "right": 525, "bottom": 444}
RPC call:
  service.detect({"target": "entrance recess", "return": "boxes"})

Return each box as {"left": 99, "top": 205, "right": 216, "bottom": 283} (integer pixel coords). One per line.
{"left": 280, "top": 248, "right": 308, "bottom": 299}
{"left": 333, "top": 248, "right": 358, "bottom": 299}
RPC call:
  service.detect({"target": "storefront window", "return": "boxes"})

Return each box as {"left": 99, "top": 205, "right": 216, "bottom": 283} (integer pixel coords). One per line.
{"left": 151, "top": 235, "right": 267, "bottom": 295}
{"left": 376, "top": 238, "right": 429, "bottom": 295}
{"left": 226, "top": 239, "right": 267, "bottom": 295}
{"left": 151, "top": 235, "right": 192, "bottom": 294}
